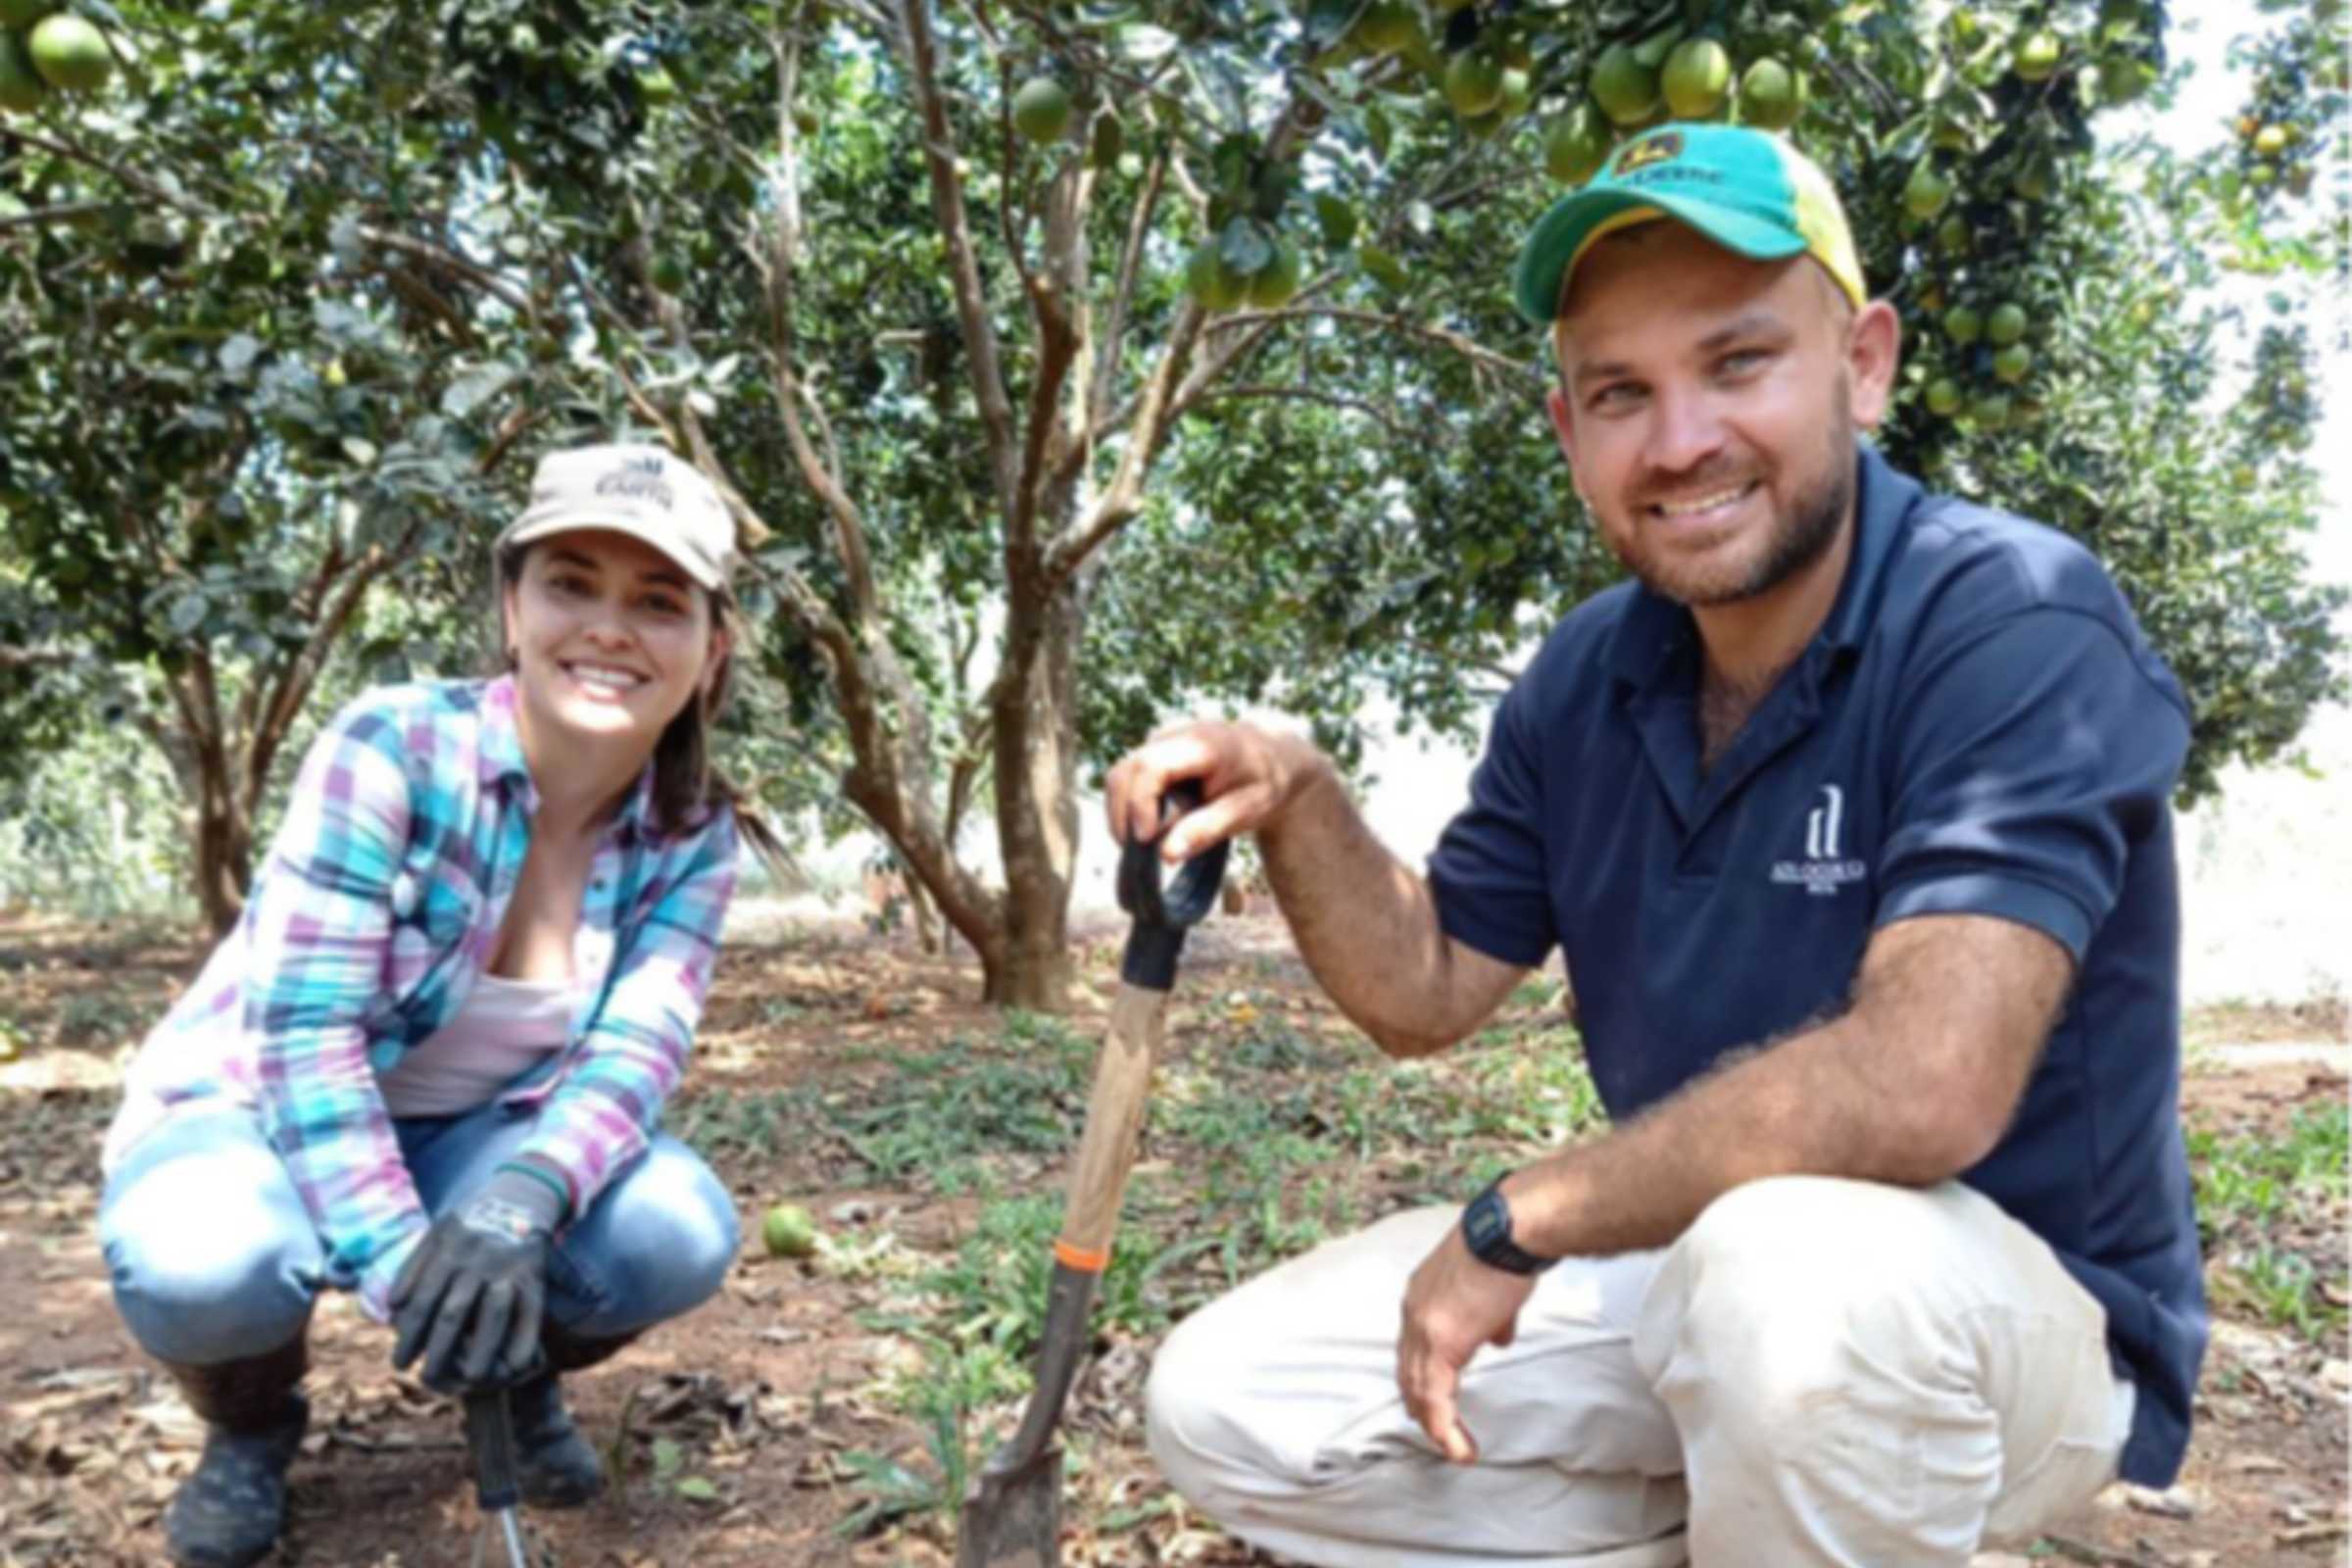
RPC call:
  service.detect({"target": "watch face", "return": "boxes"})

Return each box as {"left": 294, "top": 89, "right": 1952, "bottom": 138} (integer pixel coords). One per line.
{"left": 1464, "top": 1190, "right": 1507, "bottom": 1253}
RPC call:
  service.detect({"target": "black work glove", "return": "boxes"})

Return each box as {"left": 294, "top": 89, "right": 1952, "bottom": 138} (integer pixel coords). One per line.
{"left": 389, "top": 1165, "right": 564, "bottom": 1393}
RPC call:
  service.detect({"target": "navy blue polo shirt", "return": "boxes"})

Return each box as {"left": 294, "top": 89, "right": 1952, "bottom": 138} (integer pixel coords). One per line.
{"left": 1428, "top": 442, "right": 2207, "bottom": 1486}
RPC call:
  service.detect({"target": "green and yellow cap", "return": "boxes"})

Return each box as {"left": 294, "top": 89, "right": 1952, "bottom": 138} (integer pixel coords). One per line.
{"left": 1513, "top": 122, "right": 1865, "bottom": 324}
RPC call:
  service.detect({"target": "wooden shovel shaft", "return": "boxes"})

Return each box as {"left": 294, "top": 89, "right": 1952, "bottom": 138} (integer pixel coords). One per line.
{"left": 1055, "top": 982, "right": 1168, "bottom": 1266}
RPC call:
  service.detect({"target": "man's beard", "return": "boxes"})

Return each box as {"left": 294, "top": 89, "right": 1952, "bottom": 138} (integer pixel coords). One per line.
{"left": 1615, "top": 384, "right": 1855, "bottom": 610}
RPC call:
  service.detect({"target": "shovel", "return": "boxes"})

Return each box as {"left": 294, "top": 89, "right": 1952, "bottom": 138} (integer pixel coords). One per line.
{"left": 956, "top": 784, "right": 1229, "bottom": 1568}
{"left": 463, "top": 1386, "right": 537, "bottom": 1568}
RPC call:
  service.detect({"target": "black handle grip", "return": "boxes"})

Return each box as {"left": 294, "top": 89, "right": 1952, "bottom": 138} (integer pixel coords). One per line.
{"left": 464, "top": 1388, "right": 521, "bottom": 1513}
{"left": 1117, "top": 780, "right": 1230, "bottom": 990}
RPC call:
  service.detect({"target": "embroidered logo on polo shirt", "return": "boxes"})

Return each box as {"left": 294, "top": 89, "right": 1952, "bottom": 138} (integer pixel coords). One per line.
{"left": 1772, "top": 784, "right": 1867, "bottom": 897}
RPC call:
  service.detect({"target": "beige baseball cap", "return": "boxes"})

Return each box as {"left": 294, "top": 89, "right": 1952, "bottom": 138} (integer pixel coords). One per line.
{"left": 497, "top": 444, "right": 738, "bottom": 590}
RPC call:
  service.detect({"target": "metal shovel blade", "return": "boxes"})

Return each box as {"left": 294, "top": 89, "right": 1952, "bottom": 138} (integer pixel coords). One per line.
{"left": 956, "top": 1262, "right": 1100, "bottom": 1567}
{"left": 956, "top": 1440, "right": 1064, "bottom": 1568}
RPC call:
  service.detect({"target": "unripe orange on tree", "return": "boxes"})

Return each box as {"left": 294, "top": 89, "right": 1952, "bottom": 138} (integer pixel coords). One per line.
{"left": 1660, "top": 38, "right": 1732, "bottom": 119}
{"left": 1985, "top": 303, "right": 2028, "bottom": 346}
{"left": 0, "top": 32, "right": 44, "bottom": 113}
{"left": 1739, "top": 57, "right": 1805, "bottom": 130}
{"left": 1943, "top": 304, "right": 1983, "bottom": 345}
{"left": 1444, "top": 48, "right": 1505, "bottom": 118}
{"left": 1927, "top": 377, "right": 1964, "bottom": 416}
{"left": 2013, "top": 30, "right": 2063, "bottom": 83}
{"left": 1590, "top": 42, "right": 1659, "bottom": 126}
{"left": 1246, "top": 239, "right": 1302, "bottom": 308}
{"left": 1012, "top": 75, "right": 1073, "bottom": 143}
{"left": 26, "top": 13, "right": 111, "bottom": 92}
{"left": 1903, "top": 161, "right": 1953, "bottom": 220}
{"left": 1544, "top": 104, "right": 1612, "bottom": 185}
{"left": 1184, "top": 242, "right": 1248, "bottom": 311}
{"left": 2253, "top": 124, "right": 2289, "bottom": 157}
{"left": 1992, "top": 343, "right": 2033, "bottom": 383}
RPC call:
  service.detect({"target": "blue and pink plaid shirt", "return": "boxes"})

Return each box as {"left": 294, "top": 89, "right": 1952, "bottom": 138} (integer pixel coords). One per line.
{"left": 103, "top": 676, "right": 738, "bottom": 1320}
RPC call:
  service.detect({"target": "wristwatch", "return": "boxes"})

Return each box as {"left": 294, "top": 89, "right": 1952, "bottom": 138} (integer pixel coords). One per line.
{"left": 1460, "top": 1175, "right": 1556, "bottom": 1275}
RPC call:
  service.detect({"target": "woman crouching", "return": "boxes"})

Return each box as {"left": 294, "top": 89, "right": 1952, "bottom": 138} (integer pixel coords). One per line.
{"left": 97, "top": 444, "right": 768, "bottom": 1567}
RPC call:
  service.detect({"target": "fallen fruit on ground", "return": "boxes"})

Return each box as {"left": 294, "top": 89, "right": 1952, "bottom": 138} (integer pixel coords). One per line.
{"left": 762, "top": 1203, "right": 819, "bottom": 1259}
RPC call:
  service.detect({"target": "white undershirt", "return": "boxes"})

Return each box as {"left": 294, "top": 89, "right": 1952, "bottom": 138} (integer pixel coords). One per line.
{"left": 376, "top": 971, "right": 575, "bottom": 1118}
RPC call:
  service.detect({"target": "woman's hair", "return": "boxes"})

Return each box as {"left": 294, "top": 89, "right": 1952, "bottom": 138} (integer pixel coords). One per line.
{"left": 494, "top": 542, "right": 791, "bottom": 874}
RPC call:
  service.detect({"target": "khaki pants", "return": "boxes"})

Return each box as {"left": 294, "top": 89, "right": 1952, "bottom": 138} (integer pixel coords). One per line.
{"left": 1146, "top": 1176, "right": 2132, "bottom": 1567}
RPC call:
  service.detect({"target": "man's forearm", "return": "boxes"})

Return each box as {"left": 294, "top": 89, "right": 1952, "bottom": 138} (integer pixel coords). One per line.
{"left": 1504, "top": 1011, "right": 1967, "bottom": 1258}
{"left": 1258, "top": 756, "right": 1511, "bottom": 1056}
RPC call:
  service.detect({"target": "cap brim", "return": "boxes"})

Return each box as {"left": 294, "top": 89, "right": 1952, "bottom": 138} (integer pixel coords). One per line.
{"left": 1513, "top": 188, "right": 1811, "bottom": 325}
{"left": 497, "top": 515, "right": 724, "bottom": 591}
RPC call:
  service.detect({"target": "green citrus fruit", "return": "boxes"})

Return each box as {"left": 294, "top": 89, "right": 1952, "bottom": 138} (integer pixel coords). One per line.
{"left": 1012, "top": 75, "right": 1073, "bottom": 143}
{"left": 650, "top": 253, "right": 688, "bottom": 294}
{"left": 1942, "top": 304, "right": 1983, "bottom": 345}
{"left": 0, "top": 31, "right": 45, "bottom": 112}
{"left": 1544, "top": 105, "right": 1612, "bottom": 185}
{"left": 761, "top": 1203, "right": 819, "bottom": 1259}
{"left": 1739, "top": 57, "right": 1804, "bottom": 130}
{"left": 1902, "top": 161, "right": 1952, "bottom": 220}
{"left": 1353, "top": 0, "right": 1420, "bottom": 57}
{"left": 1991, "top": 343, "right": 2033, "bottom": 383}
{"left": 2099, "top": 57, "right": 2154, "bottom": 104}
{"left": 1246, "top": 238, "right": 1302, "bottom": 308}
{"left": 1660, "top": 38, "right": 1732, "bottom": 119}
{"left": 2252, "top": 124, "right": 2289, "bottom": 158}
{"left": 2013, "top": 29, "right": 2063, "bottom": 83}
{"left": 1185, "top": 242, "right": 1248, "bottom": 311}
{"left": 1926, "top": 377, "right": 1964, "bottom": 416}
{"left": 26, "top": 13, "right": 110, "bottom": 92}
{"left": 1494, "top": 66, "right": 1533, "bottom": 120}
{"left": 1444, "top": 48, "right": 1504, "bottom": 118}
{"left": 1936, "top": 214, "right": 1971, "bottom": 254}
{"left": 1591, "top": 42, "right": 1659, "bottom": 126}
{"left": 1985, "top": 303, "right": 2027, "bottom": 346}
{"left": 2011, "top": 162, "right": 2053, "bottom": 201}
{"left": 2247, "top": 162, "right": 2277, "bottom": 187}
{"left": 1971, "top": 392, "right": 2012, "bottom": 429}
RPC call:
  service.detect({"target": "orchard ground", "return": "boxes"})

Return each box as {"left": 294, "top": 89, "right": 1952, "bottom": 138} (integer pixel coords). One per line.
{"left": 1, "top": 889, "right": 2343, "bottom": 1567}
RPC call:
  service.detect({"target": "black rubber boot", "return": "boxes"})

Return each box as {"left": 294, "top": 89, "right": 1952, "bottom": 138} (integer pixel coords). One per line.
{"left": 159, "top": 1336, "right": 309, "bottom": 1568}
{"left": 506, "top": 1323, "right": 639, "bottom": 1508}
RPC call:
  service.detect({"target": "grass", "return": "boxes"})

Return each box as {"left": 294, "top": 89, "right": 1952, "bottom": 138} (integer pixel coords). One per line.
{"left": 807, "top": 996, "right": 1605, "bottom": 1537}
{"left": 2188, "top": 1100, "right": 2349, "bottom": 1338}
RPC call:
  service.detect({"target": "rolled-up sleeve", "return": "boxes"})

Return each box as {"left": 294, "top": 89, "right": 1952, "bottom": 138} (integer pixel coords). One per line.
{"left": 1876, "top": 606, "right": 2189, "bottom": 959}
{"left": 514, "top": 808, "right": 738, "bottom": 1217}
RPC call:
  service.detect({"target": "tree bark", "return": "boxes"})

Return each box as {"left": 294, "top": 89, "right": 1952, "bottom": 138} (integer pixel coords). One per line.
{"left": 983, "top": 572, "right": 1084, "bottom": 1009}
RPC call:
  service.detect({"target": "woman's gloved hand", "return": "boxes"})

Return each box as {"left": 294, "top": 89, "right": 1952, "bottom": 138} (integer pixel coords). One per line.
{"left": 389, "top": 1165, "right": 565, "bottom": 1392}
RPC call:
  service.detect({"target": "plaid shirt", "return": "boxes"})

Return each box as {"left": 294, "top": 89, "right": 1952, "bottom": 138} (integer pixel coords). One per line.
{"left": 103, "top": 676, "right": 738, "bottom": 1321}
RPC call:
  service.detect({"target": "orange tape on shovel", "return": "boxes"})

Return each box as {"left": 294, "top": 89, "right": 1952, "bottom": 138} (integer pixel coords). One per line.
{"left": 1053, "top": 1240, "right": 1110, "bottom": 1274}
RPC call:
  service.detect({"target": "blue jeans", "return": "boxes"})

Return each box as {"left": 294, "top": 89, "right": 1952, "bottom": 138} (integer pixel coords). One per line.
{"left": 99, "top": 1101, "right": 740, "bottom": 1365}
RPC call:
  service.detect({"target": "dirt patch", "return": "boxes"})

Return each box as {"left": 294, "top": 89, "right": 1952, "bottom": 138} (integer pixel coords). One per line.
{"left": 2, "top": 910, "right": 2345, "bottom": 1566}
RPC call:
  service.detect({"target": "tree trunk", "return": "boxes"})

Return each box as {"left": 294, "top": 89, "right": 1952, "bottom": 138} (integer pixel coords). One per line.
{"left": 984, "top": 576, "right": 1084, "bottom": 1009}
{"left": 192, "top": 748, "right": 252, "bottom": 939}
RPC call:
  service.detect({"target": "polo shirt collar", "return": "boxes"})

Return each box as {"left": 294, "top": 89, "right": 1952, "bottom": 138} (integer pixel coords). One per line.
{"left": 1605, "top": 439, "right": 1917, "bottom": 693}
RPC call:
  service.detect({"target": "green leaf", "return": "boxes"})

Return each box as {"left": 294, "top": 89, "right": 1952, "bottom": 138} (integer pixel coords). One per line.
{"left": 675, "top": 1476, "right": 721, "bottom": 1502}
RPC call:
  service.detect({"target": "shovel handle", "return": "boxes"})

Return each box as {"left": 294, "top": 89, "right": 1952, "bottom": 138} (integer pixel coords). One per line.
{"left": 1054, "top": 982, "right": 1168, "bottom": 1268}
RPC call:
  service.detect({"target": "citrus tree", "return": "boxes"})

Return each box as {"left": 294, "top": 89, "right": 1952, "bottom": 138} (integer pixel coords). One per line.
{"left": 3, "top": 0, "right": 2342, "bottom": 995}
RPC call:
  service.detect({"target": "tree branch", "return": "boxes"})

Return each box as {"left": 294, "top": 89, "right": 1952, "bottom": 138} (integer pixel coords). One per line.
{"left": 899, "top": 0, "right": 1020, "bottom": 520}
{"left": 1198, "top": 381, "right": 1419, "bottom": 444}
{"left": 357, "top": 226, "right": 533, "bottom": 316}
{"left": 1088, "top": 144, "right": 1169, "bottom": 431}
